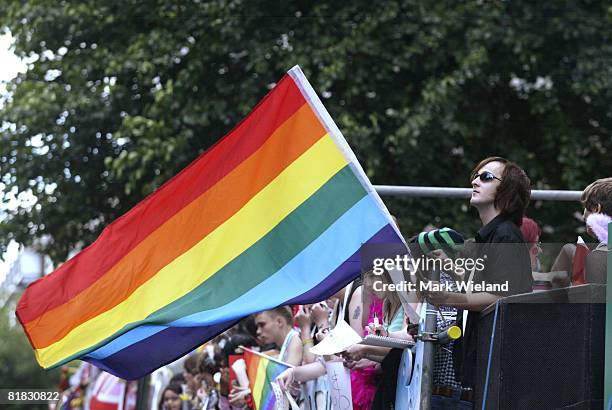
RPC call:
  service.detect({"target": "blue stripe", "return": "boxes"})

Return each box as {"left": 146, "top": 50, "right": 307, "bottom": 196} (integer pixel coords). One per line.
{"left": 85, "top": 193, "right": 389, "bottom": 360}
{"left": 261, "top": 361, "right": 289, "bottom": 410}
{"left": 85, "top": 325, "right": 168, "bottom": 360}
{"left": 84, "top": 319, "right": 238, "bottom": 379}
{"left": 84, "top": 224, "right": 399, "bottom": 379}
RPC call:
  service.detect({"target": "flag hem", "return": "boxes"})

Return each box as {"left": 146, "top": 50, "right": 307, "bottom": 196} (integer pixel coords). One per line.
{"left": 287, "top": 65, "right": 405, "bottom": 246}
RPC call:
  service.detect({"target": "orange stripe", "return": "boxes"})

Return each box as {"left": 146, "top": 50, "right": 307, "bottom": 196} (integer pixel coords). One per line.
{"left": 246, "top": 353, "right": 260, "bottom": 391}
{"left": 17, "top": 76, "right": 305, "bottom": 325}
{"left": 26, "top": 104, "right": 326, "bottom": 348}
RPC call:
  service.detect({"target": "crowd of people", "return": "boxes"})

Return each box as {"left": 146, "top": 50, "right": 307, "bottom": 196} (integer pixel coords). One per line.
{"left": 64, "top": 157, "right": 610, "bottom": 410}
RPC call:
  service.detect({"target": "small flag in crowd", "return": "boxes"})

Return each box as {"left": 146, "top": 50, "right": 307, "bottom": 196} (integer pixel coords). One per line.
{"left": 572, "top": 236, "right": 588, "bottom": 285}
{"left": 88, "top": 372, "right": 137, "bottom": 410}
{"left": 16, "top": 65, "right": 404, "bottom": 379}
{"left": 243, "top": 348, "right": 291, "bottom": 410}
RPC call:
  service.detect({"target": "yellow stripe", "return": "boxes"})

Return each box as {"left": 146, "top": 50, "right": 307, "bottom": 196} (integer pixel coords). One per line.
{"left": 36, "top": 134, "right": 347, "bottom": 367}
{"left": 252, "top": 358, "right": 268, "bottom": 406}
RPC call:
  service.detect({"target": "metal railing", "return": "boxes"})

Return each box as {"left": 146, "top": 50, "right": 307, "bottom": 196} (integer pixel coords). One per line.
{"left": 374, "top": 185, "right": 582, "bottom": 201}
{"left": 372, "top": 184, "right": 582, "bottom": 410}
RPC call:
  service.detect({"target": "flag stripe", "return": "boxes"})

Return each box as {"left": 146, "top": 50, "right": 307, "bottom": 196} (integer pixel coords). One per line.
{"left": 244, "top": 350, "right": 287, "bottom": 410}
{"left": 246, "top": 353, "right": 260, "bottom": 391}
{"left": 24, "top": 103, "right": 326, "bottom": 347}
{"left": 260, "top": 362, "right": 277, "bottom": 410}
{"left": 86, "top": 319, "right": 238, "bottom": 379}
{"left": 167, "top": 193, "right": 387, "bottom": 326}
{"left": 78, "top": 195, "right": 389, "bottom": 363}
{"left": 34, "top": 139, "right": 350, "bottom": 366}
{"left": 17, "top": 75, "right": 305, "bottom": 324}
{"left": 141, "top": 167, "right": 367, "bottom": 324}
{"left": 38, "top": 164, "right": 365, "bottom": 367}
{"left": 285, "top": 222, "right": 400, "bottom": 304}
{"left": 264, "top": 362, "right": 286, "bottom": 410}
{"left": 82, "top": 224, "right": 398, "bottom": 379}
{"left": 252, "top": 358, "right": 267, "bottom": 407}
{"left": 18, "top": 67, "right": 407, "bottom": 380}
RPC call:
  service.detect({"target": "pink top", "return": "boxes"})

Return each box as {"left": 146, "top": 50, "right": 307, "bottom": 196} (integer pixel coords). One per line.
{"left": 350, "top": 296, "right": 383, "bottom": 410}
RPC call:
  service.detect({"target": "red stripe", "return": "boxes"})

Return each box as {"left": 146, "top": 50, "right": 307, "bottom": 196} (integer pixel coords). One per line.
{"left": 244, "top": 350, "right": 260, "bottom": 402}
{"left": 17, "top": 75, "right": 306, "bottom": 324}
{"left": 25, "top": 104, "right": 325, "bottom": 349}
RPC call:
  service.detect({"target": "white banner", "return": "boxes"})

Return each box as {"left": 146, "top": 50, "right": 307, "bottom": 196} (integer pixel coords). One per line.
{"left": 325, "top": 361, "right": 353, "bottom": 410}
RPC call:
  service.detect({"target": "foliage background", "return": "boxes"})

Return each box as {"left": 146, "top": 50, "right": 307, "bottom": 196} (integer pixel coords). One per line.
{"left": 1, "top": 0, "right": 612, "bottom": 392}
{"left": 0, "top": 293, "right": 61, "bottom": 405}
{"left": 2, "top": 1, "right": 611, "bottom": 263}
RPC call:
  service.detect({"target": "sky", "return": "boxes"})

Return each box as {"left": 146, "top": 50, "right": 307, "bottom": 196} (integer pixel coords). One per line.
{"left": 0, "top": 32, "right": 25, "bottom": 97}
{"left": 0, "top": 32, "right": 26, "bottom": 284}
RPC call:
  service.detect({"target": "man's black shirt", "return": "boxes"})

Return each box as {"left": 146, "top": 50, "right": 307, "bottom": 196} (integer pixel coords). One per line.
{"left": 454, "top": 214, "right": 533, "bottom": 388}
{"left": 473, "top": 214, "right": 533, "bottom": 296}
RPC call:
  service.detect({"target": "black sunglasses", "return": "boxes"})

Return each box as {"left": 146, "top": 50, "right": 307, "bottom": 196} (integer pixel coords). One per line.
{"left": 474, "top": 171, "right": 502, "bottom": 182}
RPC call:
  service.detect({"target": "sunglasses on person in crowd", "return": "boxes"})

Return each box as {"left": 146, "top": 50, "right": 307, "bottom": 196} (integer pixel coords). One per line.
{"left": 474, "top": 171, "right": 502, "bottom": 182}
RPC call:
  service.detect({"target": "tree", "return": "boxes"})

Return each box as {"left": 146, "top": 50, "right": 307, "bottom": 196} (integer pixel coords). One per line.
{"left": 1, "top": 1, "right": 611, "bottom": 263}
{"left": 0, "top": 293, "right": 61, "bottom": 408}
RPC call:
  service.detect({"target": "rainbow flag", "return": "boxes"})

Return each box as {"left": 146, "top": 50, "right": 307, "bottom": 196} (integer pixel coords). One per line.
{"left": 16, "top": 65, "right": 404, "bottom": 379}
{"left": 243, "top": 348, "right": 290, "bottom": 410}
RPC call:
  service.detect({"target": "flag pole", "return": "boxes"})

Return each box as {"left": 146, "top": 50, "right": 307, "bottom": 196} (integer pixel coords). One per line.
{"left": 239, "top": 345, "right": 294, "bottom": 368}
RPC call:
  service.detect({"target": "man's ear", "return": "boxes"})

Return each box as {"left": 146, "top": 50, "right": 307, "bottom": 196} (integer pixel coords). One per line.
{"left": 596, "top": 203, "right": 602, "bottom": 213}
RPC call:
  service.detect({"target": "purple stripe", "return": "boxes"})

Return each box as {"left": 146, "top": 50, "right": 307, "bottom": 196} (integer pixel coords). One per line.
{"left": 262, "top": 392, "right": 275, "bottom": 410}
{"left": 84, "top": 319, "right": 238, "bottom": 379}
{"left": 263, "top": 362, "right": 289, "bottom": 410}
{"left": 258, "top": 361, "right": 287, "bottom": 410}
{"left": 84, "top": 224, "right": 401, "bottom": 379}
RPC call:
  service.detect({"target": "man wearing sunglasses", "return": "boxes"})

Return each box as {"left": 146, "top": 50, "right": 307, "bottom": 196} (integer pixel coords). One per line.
{"left": 423, "top": 156, "right": 533, "bottom": 399}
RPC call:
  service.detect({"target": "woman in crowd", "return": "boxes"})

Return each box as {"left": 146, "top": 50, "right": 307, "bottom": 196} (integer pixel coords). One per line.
{"left": 275, "top": 280, "right": 369, "bottom": 408}
{"left": 159, "top": 382, "right": 189, "bottom": 410}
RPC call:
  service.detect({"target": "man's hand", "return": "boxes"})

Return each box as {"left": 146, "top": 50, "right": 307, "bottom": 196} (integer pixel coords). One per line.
{"left": 276, "top": 368, "right": 295, "bottom": 391}
{"left": 429, "top": 249, "right": 450, "bottom": 261}
{"left": 407, "top": 323, "right": 419, "bottom": 337}
{"left": 344, "top": 358, "right": 377, "bottom": 370}
{"left": 420, "top": 287, "right": 455, "bottom": 306}
{"left": 295, "top": 305, "right": 311, "bottom": 330}
{"left": 342, "top": 344, "right": 367, "bottom": 362}
{"left": 228, "top": 384, "right": 250, "bottom": 406}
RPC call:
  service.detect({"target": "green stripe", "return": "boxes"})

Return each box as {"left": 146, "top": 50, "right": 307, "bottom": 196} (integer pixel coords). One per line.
{"left": 438, "top": 230, "right": 456, "bottom": 256}
{"left": 49, "top": 165, "right": 366, "bottom": 367}
{"left": 438, "top": 230, "right": 462, "bottom": 253}
{"left": 418, "top": 232, "right": 429, "bottom": 254}
{"left": 438, "top": 230, "right": 453, "bottom": 246}
{"left": 149, "top": 164, "right": 366, "bottom": 322}
{"left": 427, "top": 230, "right": 441, "bottom": 247}
{"left": 260, "top": 360, "right": 280, "bottom": 409}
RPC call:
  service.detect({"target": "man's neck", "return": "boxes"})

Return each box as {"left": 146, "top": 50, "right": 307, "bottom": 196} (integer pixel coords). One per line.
{"left": 274, "top": 326, "right": 291, "bottom": 347}
{"left": 478, "top": 205, "right": 501, "bottom": 227}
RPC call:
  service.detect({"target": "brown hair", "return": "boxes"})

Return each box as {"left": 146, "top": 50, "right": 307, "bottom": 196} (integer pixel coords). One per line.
{"left": 581, "top": 177, "right": 612, "bottom": 216}
{"left": 183, "top": 353, "right": 200, "bottom": 375}
{"left": 158, "top": 382, "right": 183, "bottom": 410}
{"left": 256, "top": 306, "right": 293, "bottom": 326}
{"left": 471, "top": 156, "right": 531, "bottom": 226}
{"left": 197, "top": 355, "right": 218, "bottom": 375}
